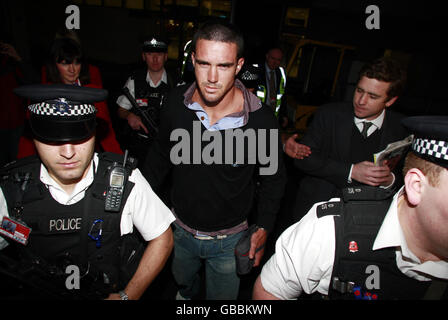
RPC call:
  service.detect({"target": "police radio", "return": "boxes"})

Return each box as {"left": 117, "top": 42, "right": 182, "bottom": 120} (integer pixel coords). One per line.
{"left": 105, "top": 151, "right": 129, "bottom": 212}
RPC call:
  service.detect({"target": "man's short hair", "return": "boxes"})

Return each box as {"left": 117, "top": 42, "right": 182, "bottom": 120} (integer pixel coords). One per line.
{"left": 359, "top": 57, "right": 407, "bottom": 99}
{"left": 192, "top": 21, "right": 244, "bottom": 60}
{"left": 403, "top": 152, "right": 444, "bottom": 187}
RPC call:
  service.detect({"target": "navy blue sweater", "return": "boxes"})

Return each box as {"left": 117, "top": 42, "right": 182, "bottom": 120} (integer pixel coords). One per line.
{"left": 142, "top": 83, "right": 286, "bottom": 232}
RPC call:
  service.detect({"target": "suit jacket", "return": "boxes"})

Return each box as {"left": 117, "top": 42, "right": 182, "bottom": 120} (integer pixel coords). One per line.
{"left": 292, "top": 102, "right": 409, "bottom": 221}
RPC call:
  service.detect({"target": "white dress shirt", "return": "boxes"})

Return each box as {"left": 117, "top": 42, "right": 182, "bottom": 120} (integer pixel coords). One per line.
{"left": 348, "top": 109, "right": 395, "bottom": 187}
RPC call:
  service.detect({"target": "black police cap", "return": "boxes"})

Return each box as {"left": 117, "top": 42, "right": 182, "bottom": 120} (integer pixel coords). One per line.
{"left": 14, "top": 84, "right": 108, "bottom": 103}
{"left": 401, "top": 116, "right": 448, "bottom": 168}
{"left": 14, "top": 84, "right": 108, "bottom": 143}
{"left": 142, "top": 37, "right": 168, "bottom": 53}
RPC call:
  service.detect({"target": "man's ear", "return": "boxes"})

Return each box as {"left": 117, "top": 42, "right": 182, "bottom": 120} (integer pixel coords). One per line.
{"left": 235, "top": 57, "right": 244, "bottom": 75}
{"left": 191, "top": 52, "right": 196, "bottom": 67}
{"left": 404, "top": 168, "right": 426, "bottom": 206}
{"left": 385, "top": 95, "right": 398, "bottom": 108}
{"left": 142, "top": 52, "right": 146, "bottom": 61}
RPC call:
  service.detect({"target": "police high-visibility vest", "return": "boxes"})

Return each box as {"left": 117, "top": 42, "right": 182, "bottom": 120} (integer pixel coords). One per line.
{"left": 274, "top": 66, "right": 287, "bottom": 117}
{"left": 256, "top": 84, "right": 266, "bottom": 103}
{"left": 257, "top": 67, "right": 287, "bottom": 117}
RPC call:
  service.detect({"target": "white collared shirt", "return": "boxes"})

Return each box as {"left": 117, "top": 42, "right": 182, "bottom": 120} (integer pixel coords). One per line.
{"left": 348, "top": 109, "right": 394, "bottom": 186}
{"left": 354, "top": 109, "right": 386, "bottom": 137}
{"left": 373, "top": 187, "right": 448, "bottom": 280}
{"left": 0, "top": 153, "right": 175, "bottom": 243}
{"left": 39, "top": 155, "right": 95, "bottom": 206}
{"left": 116, "top": 69, "right": 168, "bottom": 110}
{"left": 260, "top": 188, "right": 448, "bottom": 299}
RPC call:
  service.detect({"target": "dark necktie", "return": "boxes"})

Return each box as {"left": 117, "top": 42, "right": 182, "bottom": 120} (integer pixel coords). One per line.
{"left": 269, "top": 70, "right": 276, "bottom": 104}
{"left": 361, "top": 121, "right": 373, "bottom": 138}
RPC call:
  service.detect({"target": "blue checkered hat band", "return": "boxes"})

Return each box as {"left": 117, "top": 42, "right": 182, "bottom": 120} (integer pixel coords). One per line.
{"left": 412, "top": 138, "right": 448, "bottom": 161}
{"left": 28, "top": 101, "right": 96, "bottom": 116}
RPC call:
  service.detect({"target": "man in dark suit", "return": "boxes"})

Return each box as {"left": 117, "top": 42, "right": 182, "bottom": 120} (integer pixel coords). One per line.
{"left": 285, "top": 57, "right": 409, "bottom": 223}
{"left": 258, "top": 47, "right": 289, "bottom": 128}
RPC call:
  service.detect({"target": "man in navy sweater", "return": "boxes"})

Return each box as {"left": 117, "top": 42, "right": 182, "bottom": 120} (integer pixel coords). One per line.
{"left": 142, "top": 21, "right": 286, "bottom": 300}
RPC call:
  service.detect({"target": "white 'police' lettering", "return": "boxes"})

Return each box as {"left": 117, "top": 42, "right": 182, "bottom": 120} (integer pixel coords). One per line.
{"left": 49, "top": 218, "right": 82, "bottom": 232}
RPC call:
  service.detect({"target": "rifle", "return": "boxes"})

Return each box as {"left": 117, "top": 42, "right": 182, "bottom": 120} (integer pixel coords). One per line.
{"left": 121, "top": 87, "right": 159, "bottom": 136}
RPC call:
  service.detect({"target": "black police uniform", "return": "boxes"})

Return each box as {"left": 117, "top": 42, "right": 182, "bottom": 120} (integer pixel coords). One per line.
{"left": 0, "top": 84, "right": 144, "bottom": 299}
{"left": 315, "top": 186, "right": 448, "bottom": 300}
{"left": 316, "top": 116, "right": 448, "bottom": 300}
{"left": 127, "top": 67, "right": 177, "bottom": 139}
{"left": 0, "top": 153, "right": 141, "bottom": 299}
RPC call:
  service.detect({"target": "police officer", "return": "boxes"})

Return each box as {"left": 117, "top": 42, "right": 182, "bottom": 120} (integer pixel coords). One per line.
{"left": 116, "top": 36, "right": 179, "bottom": 165}
{"left": 0, "top": 84, "right": 175, "bottom": 300}
{"left": 253, "top": 116, "right": 448, "bottom": 300}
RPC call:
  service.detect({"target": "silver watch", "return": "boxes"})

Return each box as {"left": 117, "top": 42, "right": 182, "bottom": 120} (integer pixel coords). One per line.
{"left": 118, "top": 290, "right": 129, "bottom": 300}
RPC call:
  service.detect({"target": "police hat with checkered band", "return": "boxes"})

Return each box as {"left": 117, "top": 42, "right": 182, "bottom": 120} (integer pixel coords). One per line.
{"left": 14, "top": 84, "right": 108, "bottom": 142}
{"left": 142, "top": 36, "right": 168, "bottom": 53}
{"left": 238, "top": 64, "right": 261, "bottom": 89}
{"left": 401, "top": 116, "right": 448, "bottom": 168}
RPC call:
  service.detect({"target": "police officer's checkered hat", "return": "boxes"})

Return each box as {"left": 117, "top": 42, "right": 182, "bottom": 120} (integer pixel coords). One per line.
{"left": 402, "top": 116, "right": 448, "bottom": 168}
{"left": 14, "top": 84, "right": 108, "bottom": 142}
{"left": 238, "top": 64, "right": 261, "bottom": 89}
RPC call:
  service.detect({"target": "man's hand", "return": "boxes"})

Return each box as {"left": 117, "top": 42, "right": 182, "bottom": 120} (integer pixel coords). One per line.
{"left": 127, "top": 113, "right": 148, "bottom": 134}
{"left": 351, "top": 161, "right": 394, "bottom": 186}
{"left": 104, "top": 228, "right": 173, "bottom": 300}
{"left": 249, "top": 228, "right": 267, "bottom": 267}
{"left": 285, "top": 134, "right": 311, "bottom": 159}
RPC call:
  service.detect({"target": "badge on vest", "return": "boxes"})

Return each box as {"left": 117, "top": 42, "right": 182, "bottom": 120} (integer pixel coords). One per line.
{"left": 349, "top": 240, "right": 359, "bottom": 253}
{"left": 136, "top": 98, "right": 148, "bottom": 107}
{"left": 0, "top": 216, "right": 32, "bottom": 245}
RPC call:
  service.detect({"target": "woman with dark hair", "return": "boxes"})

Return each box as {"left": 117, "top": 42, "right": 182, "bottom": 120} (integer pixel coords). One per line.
{"left": 18, "top": 38, "right": 122, "bottom": 157}
{"left": 42, "top": 38, "right": 103, "bottom": 86}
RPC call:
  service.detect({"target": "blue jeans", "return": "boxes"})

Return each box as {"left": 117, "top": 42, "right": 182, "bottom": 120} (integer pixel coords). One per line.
{"left": 172, "top": 223, "right": 244, "bottom": 300}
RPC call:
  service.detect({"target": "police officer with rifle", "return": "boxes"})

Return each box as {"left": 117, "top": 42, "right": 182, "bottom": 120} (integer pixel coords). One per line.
{"left": 116, "top": 36, "right": 179, "bottom": 165}
{"left": 0, "top": 84, "right": 175, "bottom": 300}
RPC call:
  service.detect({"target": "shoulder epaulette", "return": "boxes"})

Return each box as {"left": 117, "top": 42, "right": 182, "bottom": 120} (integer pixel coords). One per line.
{"left": 342, "top": 186, "right": 395, "bottom": 202}
{"left": 316, "top": 201, "right": 342, "bottom": 218}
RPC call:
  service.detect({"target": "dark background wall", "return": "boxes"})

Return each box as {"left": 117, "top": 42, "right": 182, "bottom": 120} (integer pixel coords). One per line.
{"left": 1, "top": 0, "right": 447, "bottom": 118}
